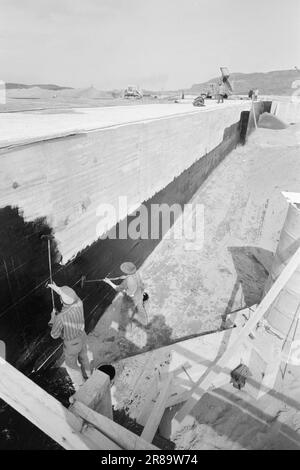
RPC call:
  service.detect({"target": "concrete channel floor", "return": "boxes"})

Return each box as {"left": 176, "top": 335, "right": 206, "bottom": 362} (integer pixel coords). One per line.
{"left": 86, "top": 124, "right": 300, "bottom": 370}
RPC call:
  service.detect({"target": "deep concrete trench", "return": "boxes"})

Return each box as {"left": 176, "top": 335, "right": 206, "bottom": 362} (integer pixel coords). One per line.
{"left": 0, "top": 102, "right": 271, "bottom": 449}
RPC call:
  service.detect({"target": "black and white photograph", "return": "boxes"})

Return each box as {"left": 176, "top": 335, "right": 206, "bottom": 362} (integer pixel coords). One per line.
{"left": 0, "top": 0, "right": 300, "bottom": 453}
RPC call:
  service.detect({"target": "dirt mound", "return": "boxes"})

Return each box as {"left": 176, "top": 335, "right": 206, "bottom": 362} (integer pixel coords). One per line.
{"left": 59, "top": 86, "right": 112, "bottom": 100}
{"left": 7, "top": 86, "right": 55, "bottom": 99}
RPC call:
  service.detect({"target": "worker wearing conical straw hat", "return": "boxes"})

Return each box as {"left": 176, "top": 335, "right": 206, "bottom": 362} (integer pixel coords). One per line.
{"left": 47, "top": 282, "right": 91, "bottom": 390}
{"left": 104, "top": 262, "right": 148, "bottom": 325}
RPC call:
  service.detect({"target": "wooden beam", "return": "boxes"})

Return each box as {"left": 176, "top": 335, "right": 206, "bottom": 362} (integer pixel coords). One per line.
{"left": 73, "top": 401, "right": 158, "bottom": 450}
{"left": 135, "top": 374, "right": 191, "bottom": 423}
{"left": 141, "top": 375, "right": 173, "bottom": 443}
{"left": 175, "top": 246, "right": 300, "bottom": 424}
{"left": 257, "top": 307, "right": 300, "bottom": 400}
{"left": 136, "top": 371, "right": 160, "bottom": 426}
{"left": 166, "top": 389, "right": 190, "bottom": 408}
{"left": 256, "top": 356, "right": 282, "bottom": 400}
{"left": 0, "top": 358, "right": 118, "bottom": 450}
{"left": 71, "top": 370, "right": 113, "bottom": 419}
{"left": 81, "top": 425, "right": 121, "bottom": 450}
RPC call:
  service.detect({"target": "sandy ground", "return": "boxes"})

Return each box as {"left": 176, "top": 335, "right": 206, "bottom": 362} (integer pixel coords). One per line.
{"left": 0, "top": 92, "right": 169, "bottom": 114}
{"left": 1, "top": 88, "right": 188, "bottom": 114}
{"left": 0, "top": 100, "right": 248, "bottom": 147}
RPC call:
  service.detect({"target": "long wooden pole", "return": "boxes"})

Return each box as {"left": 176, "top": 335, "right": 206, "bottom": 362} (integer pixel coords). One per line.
{"left": 141, "top": 375, "right": 173, "bottom": 443}
{"left": 72, "top": 401, "right": 158, "bottom": 450}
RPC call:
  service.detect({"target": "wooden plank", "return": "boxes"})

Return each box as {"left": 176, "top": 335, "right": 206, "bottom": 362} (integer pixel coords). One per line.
{"left": 165, "top": 373, "right": 228, "bottom": 408}
{"left": 98, "top": 387, "right": 113, "bottom": 420}
{"left": 73, "top": 401, "right": 158, "bottom": 450}
{"left": 244, "top": 348, "right": 268, "bottom": 399}
{"left": 0, "top": 358, "right": 116, "bottom": 450}
{"left": 136, "top": 371, "right": 160, "bottom": 426}
{"left": 166, "top": 389, "right": 190, "bottom": 408}
{"left": 81, "top": 425, "right": 121, "bottom": 450}
{"left": 141, "top": 375, "right": 173, "bottom": 443}
{"left": 175, "top": 246, "right": 300, "bottom": 424}
{"left": 256, "top": 319, "right": 298, "bottom": 400}
{"left": 136, "top": 368, "right": 181, "bottom": 425}
{"left": 137, "top": 376, "right": 191, "bottom": 418}
{"left": 256, "top": 310, "right": 299, "bottom": 400}
{"left": 256, "top": 357, "right": 282, "bottom": 400}
{"left": 117, "top": 353, "right": 152, "bottom": 407}
{"left": 71, "top": 370, "right": 113, "bottom": 419}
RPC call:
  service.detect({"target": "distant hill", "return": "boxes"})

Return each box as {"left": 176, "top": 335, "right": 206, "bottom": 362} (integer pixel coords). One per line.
{"left": 60, "top": 86, "right": 115, "bottom": 99}
{"left": 6, "top": 83, "right": 73, "bottom": 91}
{"left": 188, "top": 69, "right": 300, "bottom": 96}
{"left": 5, "top": 69, "right": 300, "bottom": 97}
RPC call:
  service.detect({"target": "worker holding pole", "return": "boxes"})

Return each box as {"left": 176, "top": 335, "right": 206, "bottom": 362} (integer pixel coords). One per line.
{"left": 47, "top": 282, "right": 91, "bottom": 390}
{"left": 104, "top": 262, "right": 148, "bottom": 326}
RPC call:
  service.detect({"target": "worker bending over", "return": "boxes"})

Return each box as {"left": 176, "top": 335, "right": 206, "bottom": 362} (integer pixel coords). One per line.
{"left": 48, "top": 282, "right": 91, "bottom": 390}
{"left": 104, "top": 262, "right": 148, "bottom": 326}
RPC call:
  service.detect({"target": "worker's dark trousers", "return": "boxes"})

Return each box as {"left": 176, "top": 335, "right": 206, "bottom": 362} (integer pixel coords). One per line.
{"left": 120, "top": 292, "right": 148, "bottom": 326}
{"left": 63, "top": 332, "right": 91, "bottom": 390}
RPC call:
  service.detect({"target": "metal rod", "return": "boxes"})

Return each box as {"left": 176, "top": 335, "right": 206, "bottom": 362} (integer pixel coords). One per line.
{"left": 47, "top": 239, "right": 55, "bottom": 310}
{"left": 84, "top": 276, "right": 123, "bottom": 284}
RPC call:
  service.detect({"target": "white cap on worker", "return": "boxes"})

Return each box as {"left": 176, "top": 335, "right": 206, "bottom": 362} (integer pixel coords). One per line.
{"left": 59, "top": 286, "right": 78, "bottom": 305}
{"left": 120, "top": 262, "right": 136, "bottom": 275}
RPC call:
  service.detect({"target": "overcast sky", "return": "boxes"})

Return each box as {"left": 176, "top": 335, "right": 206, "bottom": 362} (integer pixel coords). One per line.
{"left": 0, "top": 0, "right": 299, "bottom": 90}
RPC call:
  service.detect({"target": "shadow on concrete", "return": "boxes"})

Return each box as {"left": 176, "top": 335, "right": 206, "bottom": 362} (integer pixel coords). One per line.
{"left": 87, "top": 289, "right": 174, "bottom": 369}
{"left": 222, "top": 246, "right": 274, "bottom": 324}
{"left": 159, "top": 345, "right": 300, "bottom": 449}
{"left": 188, "top": 386, "right": 299, "bottom": 450}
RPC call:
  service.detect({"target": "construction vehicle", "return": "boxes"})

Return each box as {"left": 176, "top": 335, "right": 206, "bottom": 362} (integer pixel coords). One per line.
{"left": 220, "top": 66, "right": 233, "bottom": 97}
{"left": 193, "top": 95, "right": 205, "bottom": 107}
{"left": 196, "top": 68, "right": 233, "bottom": 101}
{"left": 123, "top": 85, "right": 143, "bottom": 99}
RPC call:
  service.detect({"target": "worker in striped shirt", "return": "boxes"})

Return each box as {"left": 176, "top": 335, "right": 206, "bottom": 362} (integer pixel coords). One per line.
{"left": 48, "top": 282, "right": 91, "bottom": 390}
